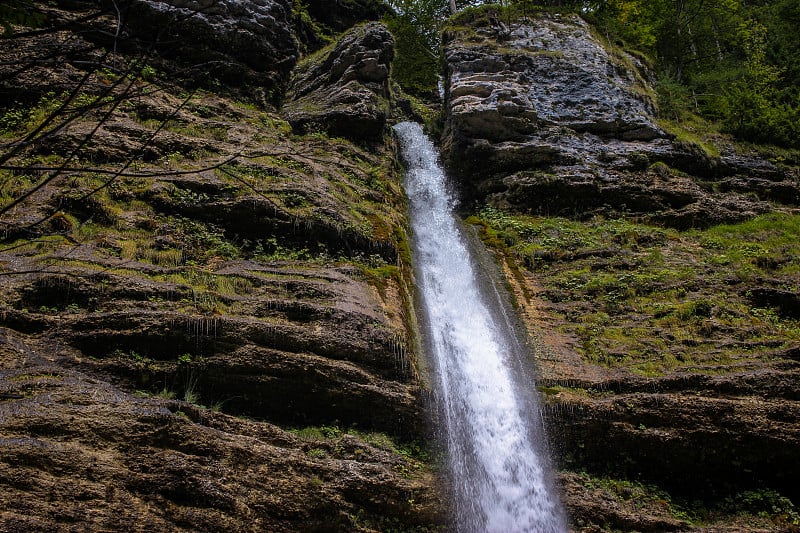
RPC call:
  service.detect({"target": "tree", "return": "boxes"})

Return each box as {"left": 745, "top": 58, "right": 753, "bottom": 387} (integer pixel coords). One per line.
{"left": 384, "top": 0, "right": 452, "bottom": 95}
{"left": 589, "top": 0, "right": 800, "bottom": 147}
{"left": 719, "top": 19, "right": 794, "bottom": 144}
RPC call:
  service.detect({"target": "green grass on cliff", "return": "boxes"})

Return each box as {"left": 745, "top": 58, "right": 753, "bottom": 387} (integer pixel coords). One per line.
{"left": 572, "top": 470, "right": 800, "bottom": 529}
{"left": 469, "top": 207, "right": 800, "bottom": 376}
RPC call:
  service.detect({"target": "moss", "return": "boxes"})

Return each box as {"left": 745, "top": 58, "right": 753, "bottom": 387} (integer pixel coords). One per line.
{"left": 472, "top": 208, "right": 800, "bottom": 376}
{"left": 658, "top": 116, "right": 722, "bottom": 159}
{"left": 571, "top": 470, "right": 800, "bottom": 530}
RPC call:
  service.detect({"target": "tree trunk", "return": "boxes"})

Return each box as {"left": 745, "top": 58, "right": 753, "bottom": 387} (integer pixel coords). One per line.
{"left": 449, "top": 0, "right": 457, "bottom": 14}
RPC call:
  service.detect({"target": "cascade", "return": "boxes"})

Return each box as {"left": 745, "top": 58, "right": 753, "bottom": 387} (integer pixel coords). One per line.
{"left": 393, "top": 122, "right": 567, "bottom": 533}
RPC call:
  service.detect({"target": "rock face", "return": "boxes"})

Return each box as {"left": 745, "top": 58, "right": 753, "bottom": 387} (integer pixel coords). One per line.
{"left": 447, "top": 9, "right": 800, "bottom": 530}
{"left": 283, "top": 22, "right": 394, "bottom": 141}
{"left": 445, "top": 13, "right": 662, "bottom": 144}
{"left": 549, "top": 374, "right": 800, "bottom": 491}
{"left": 0, "top": 6, "right": 443, "bottom": 531}
{"left": 120, "top": 0, "right": 299, "bottom": 96}
{"left": 0, "top": 328, "right": 439, "bottom": 532}
{"left": 0, "top": 81, "right": 443, "bottom": 527}
{"left": 0, "top": 1, "right": 299, "bottom": 104}
{"left": 441, "top": 10, "right": 799, "bottom": 227}
{"left": 494, "top": 241, "right": 800, "bottom": 531}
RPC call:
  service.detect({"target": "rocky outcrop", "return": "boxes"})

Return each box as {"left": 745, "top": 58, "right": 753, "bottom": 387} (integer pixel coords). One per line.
{"left": 441, "top": 10, "right": 799, "bottom": 227}
{"left": 0, "top": 0, "right": 299, "bottom": 105}
{"left": 283, "top": 22, "right": 394, "bottom": 141}
{"left": 119, "top": 0, "right": 299, "bottom": 96}
{"left": 442, "top": 9, "right": 800, "bottom": 521}
{"left": 444, "top": 12, "right": 662, "bottom": 144}
{"left": 0, "top": 81, "right": 418, "bottom": 431}
{"left": 0, "top": 9, "right": 107, "bottom": 104}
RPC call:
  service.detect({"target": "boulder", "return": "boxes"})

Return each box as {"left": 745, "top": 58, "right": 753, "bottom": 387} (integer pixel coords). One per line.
{"left": 283, "top": 22, "right": 394, "bottom": 141}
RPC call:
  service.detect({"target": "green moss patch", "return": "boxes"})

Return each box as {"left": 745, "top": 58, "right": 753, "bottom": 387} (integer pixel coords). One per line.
{"left": 471, "top": 207, "right": 800, "bottom": 376}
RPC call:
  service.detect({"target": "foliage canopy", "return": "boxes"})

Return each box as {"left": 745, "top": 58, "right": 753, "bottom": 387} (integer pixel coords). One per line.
{"left": 585, "top": 0, "right": 800, "bottom": 147}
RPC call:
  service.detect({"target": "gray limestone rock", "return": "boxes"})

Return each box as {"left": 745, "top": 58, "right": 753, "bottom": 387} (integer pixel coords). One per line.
{"left": 283, "top": 22, "right": 395, "bottom": 141}
{"left": 440, "top": 11, "right": 797, "bottom": 225}
{"left": 444, "top": 13, "right": 663, "bottom": 145}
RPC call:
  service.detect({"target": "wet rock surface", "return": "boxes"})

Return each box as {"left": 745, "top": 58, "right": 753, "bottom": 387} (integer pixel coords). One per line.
{"left": 283, "top": 22, "right": 395, "bottom": 141}
{"left": 0, "top": 329, "right": 439, "bottom": 531}
{"left": 494, "top": 245, "right": 800, "bottom": 532}
{"left": 441, "top": 10, "right": 800, "bottom": 226}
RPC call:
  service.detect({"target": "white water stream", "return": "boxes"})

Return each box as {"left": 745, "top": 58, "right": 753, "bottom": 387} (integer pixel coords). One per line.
{"left": 394, "top": 122, "right": 566, "bottom": 533}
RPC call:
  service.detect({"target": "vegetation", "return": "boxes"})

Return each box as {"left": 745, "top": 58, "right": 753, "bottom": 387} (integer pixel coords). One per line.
{"left": 574, "top": 470, "right": 800, "bottom": 529}
{"left": 383, "top": 0, "right": 530, "bottom": 94}
{"left": 291, "top": 424, "right": 433, "bottom": 463}
{"left": 588, "top": 0, "right": 800, "bottom": 148}
{"left": 470, "top": 207, "right": 800, "bottom": 376}
{"left": 383, "top": 0, "right": 449, "bottom": 95}
{"left": 0, "top": 0, "right": 417, "bottom": 436}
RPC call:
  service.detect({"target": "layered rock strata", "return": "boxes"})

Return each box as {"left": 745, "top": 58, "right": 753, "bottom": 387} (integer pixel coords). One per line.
{"left": 0, "top": 5, "right": 441, "bottom": 530}
{"left": 442, "top": 10, "right": 799, "bottom": 227}
{"left": 445, "top": 9, "right": 800, "bottom": 531}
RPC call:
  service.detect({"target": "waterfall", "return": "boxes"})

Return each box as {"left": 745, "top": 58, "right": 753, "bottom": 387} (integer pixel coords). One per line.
{"left": 393, "top": 122, "right": 566, "bottom": 533}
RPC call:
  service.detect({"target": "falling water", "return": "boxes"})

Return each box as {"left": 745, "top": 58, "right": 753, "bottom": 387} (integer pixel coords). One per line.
{"left": 394, "top": 122, "right": 566, "bottom": 533}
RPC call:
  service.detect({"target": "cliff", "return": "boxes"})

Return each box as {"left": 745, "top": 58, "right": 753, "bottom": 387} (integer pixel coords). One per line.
{"left": 441, "top": 8, "right": 800, "bottom": 531}
{"left": 0, "top": 2, "right": 440, "bottom": 531}
{"left": 2, "top": 2, "right": 799, "bottom": 532}
{"left": 442, "top": 10, "right": 798, "bottom": 228}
